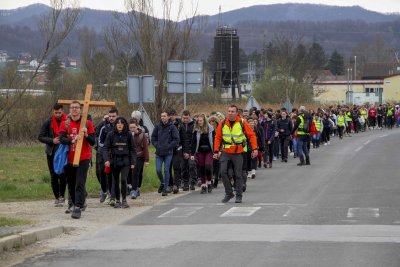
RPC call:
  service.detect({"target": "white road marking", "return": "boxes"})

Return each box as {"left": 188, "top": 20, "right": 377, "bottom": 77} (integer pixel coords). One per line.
{"left": 220, "top": 207, "right": 261, "bottom": 217}
{"left": 254, "top": 203, "right": 307, "bottom": 207}
{"left": 67, "top": 224, "right": 400, "bottom": 250}
{"left": 283, "top": 206, "right": 295, "bottom": 217}
{"left": 380, "top": 135, "right": 388, "bottom": 138}
{"left": 347, "top": 208, "right": 380, "bottom": 218}
{"left": 364, "top": 140, "right": 371, "bottom": 145}
{"left": 355, "top": 146, "right": 363, "bottom": 152}
{"left": 158, "top": 207, "right": 203, "bottom": 218}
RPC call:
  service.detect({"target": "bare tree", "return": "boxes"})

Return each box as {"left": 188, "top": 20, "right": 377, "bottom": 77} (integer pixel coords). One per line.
{"left": 0, "top": 0, "right": 80, "bottom": 125}
{"left": 105, "top": 0, "right": 200, "bottom": 118}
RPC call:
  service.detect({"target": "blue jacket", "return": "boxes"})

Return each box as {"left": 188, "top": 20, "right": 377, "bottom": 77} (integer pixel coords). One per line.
{"left": 151, "top": 120, "right": 180, "bottom": 156}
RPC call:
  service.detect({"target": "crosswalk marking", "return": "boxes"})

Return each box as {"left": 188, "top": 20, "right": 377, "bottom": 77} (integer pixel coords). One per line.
{"left": 347, "top": 208, "right": 380, "bottom": 218}
{"left": 158, "top": 207, "right": 203, "bottom": 218}
{"left": 220, "top": 207, "right": 261, "bottom": 217}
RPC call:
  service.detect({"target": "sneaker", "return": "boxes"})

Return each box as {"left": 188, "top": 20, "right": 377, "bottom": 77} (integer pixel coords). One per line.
{"left": 268, "top": 162, "right": 272, "bottom": 168}
{"left": 273, "top": 156, "right": 277, "bottom": 161}
{"left": 200, "top": 186, "right": 207, "bottom": 194}
{"left": 190, "top": 184, "right": 195, "bottom": 190}
{"left": 207, "top": 184, "right": 213, "bottom": 193}
{"left": 104, "top": 193, "right": 111, "bottom": 204}
{"left": 172, "top": 185, "right": 179, "bottom": 194}
{"left": 235, "top": 195, "right": 242, "bottom": 203}
{"left": 109, "top": 199, "right": 116, "bottom": 207}
{"left": 162, "top": 190, "right": 168, "bottom": 196}
{"left": 114, "top": 201, "right": 122, "bottom": 208}
{"left": 247, "top": 173, "right": 252, "bottom": 179}
{"left": 324, "top": 143, "right": 328, "bottom": 146}
{"left": 127, "top": 184, "right": 132, "bottom": 193}
{"left": 71, "top": 207, "right": 81, "bottom": 219}
{"left": 130, "top": 190, "right": 138, "bottom": 199}
{"left": 122, "top": 200, "right": 129, "bottom": 209}
{"left": 293, "top": 153, "right": 298, "bottom": 158}
{"left": 65, "top": 204, "right": 74, "bottom": 214}
{"left": 284, "top": 158, "right": 288, "bottom": 163}
{"left": 221, "top": 194, "right": 235, "bottom": 203}
{"left": 58, "top": 197, "right": 65, "bottom": 207}
{"left": 81, "top": 200, "right": 87, "bottom": 211}
{"left": 297, "top": 162, "right": 305, "bottom": 166}
{"left": 54, "top": 199, "right": 60, "bottom": 207}
{"left": 306, "top": 161, "right": 311, "bottom": 165}
{"left": 251, "top": 173, "right": 256, "bottom": 179}
{"left": 263, "top": 163, "right": 268, "bottom": 168}
{"left": 182, "top": 185, "right": 189, "bottom": 191}
{"left": 99, "top": 191, "right": 107, "bottom": 203}
{"left": 158, "top": 184, "right": 164, "bottom": 194}
{"left": 327, "top": 141, "right": 330, "bottom": 145}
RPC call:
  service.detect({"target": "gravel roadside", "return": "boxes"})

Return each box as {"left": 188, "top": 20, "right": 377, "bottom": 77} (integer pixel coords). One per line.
{"left": 0, "top": 190, "right": 189, "bottom": 266}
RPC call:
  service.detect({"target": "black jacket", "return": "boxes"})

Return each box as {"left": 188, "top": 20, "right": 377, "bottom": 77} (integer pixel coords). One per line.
{"left": 183, "top": 119, "right": 195, "bottom": 153}
{"left": 103, "top": 131, "right": 137, "bottom": 167}
{"left": 38, "top": 117, "right": 57, "bottom": 156}
{"left": 277, "top": 117, "right": 293, "bottom": 137}
{"left": 151, "top": 120, "right": 180, "bottom": 156}
{"left": 172, "top": 119, "right": 188, "bottom": 154}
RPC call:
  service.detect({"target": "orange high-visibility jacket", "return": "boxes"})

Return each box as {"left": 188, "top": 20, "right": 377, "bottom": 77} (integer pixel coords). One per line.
{"left": 214, "top": 115, "right": 258, "bottom": 154}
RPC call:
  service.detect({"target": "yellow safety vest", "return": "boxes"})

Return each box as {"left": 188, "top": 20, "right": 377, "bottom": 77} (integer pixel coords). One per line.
{"left": 346, "top": 112, "right": 352, "bottom": 122}
{"left": 314, "top": 119, "right": 321, "bottom": 131}
{"left": 387, "top": 108, "right": 394, "bottom": 116}
{"left": 222, "top": 120, "right": 246, "bottom": 151}
{"left": 297, "top": 114, "right": 308, "bottom": 135}
{"left": 337, "top": 115, "right": 345, "bottom": 127}
{"left": 360, "top": 109, "right": 367, "bottom": 119}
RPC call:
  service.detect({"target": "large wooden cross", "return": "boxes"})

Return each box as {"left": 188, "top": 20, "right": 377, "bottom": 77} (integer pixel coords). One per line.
{"left": 58, "top": 84, "right": 115, "bottom": 167}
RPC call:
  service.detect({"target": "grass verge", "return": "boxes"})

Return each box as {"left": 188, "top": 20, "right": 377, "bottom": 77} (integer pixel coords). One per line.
{"left": 0, "top": 145, "right": 160, "bottom": 201}
{"left": 0, "top": 217, "right": 32, "bottom": 227}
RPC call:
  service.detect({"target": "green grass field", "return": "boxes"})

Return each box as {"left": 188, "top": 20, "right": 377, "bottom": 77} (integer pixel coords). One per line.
{"left": 0, "top": 145, "right": 160, "bottom": 201}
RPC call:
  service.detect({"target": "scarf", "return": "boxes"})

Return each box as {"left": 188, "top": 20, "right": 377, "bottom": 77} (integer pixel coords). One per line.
{"left": 51, "top": 113, "right": 67, "bottom": 137}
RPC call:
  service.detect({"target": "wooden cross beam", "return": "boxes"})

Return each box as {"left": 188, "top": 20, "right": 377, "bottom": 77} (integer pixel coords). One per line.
{"left": 58, "top": 84, "right": 115, "bottom": 167}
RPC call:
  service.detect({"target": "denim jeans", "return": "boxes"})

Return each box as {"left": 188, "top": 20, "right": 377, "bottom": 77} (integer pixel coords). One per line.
{"left": 156, "top": 154, "right": 173, "bottom": 189}
{"left": 297, "top": 135, "right": 310, "bottom": 163}
{"left": 292, "top": 137, "right": 298, "bottom": 154}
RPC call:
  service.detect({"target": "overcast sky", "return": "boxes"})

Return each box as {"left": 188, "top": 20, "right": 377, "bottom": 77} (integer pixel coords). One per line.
{"left": 2, "top": 0, "right": 400, "bottom": 17}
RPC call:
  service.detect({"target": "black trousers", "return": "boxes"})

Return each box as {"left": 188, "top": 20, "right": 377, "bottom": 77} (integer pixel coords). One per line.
{"left": 47, "top": 154, "right": 66, "bottom": 199}
{"left": 112, "top": 165, "right": 130, "bottom": 201}
{"left": 95, "top": 151, "right": 108, "bottom": 193}
{"left": 279, "top": 135, "right": 290, "bottom": 160}
{"left": 171, "top": 151, "right": 183, "bottom": 187}
{"left": 64, "top": 160, "right": 90, "bottom": 208}
{"left": 132, "top": 157, "right": 145, "bottom": 190}
{"left": 263, "top": 141, "right": 274, "bottom": 163}
{"left": 182, "top": 158, "right": 197, "bottom": 186}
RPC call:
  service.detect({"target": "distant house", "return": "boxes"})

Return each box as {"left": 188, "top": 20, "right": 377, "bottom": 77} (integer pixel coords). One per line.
{"left": 18, "top": 52, "right": 32, "bottom": 65}
{"left": 64, "top": 57, "right": 79, "bottom": 68}
{"left": 29, "top": 59, "right": 39, "bottom": 68}
{"left": 0, "top": 50, "right": 8, "bottom": 62}
{"left": 313, "top": 74, "right": 400, "bottom": 104}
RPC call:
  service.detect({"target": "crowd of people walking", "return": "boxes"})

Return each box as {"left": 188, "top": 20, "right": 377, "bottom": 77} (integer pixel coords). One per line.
{"left": 39, "top": 101, "right": 400, "bottom": 219}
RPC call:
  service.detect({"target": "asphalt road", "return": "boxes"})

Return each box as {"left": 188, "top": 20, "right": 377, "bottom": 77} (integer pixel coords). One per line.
{"left": 16, "top": 128, "right": 400, "bottom": 267}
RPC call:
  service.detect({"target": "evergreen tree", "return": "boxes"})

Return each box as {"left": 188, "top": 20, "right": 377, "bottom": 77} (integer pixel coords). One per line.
{"left": 46, "top": 54, "right": 63, "bottom": 83}
{"left": 327, "top": 51, "right": 344, "bottom": 75}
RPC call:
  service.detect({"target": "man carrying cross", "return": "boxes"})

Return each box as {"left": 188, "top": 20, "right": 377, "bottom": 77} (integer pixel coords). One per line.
{"left": 60, "top": 100, "right": 96, "bottom": 219}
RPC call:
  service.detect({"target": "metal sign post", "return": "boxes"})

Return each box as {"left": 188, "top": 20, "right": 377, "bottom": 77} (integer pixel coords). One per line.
{"left": 167, "top": 60, "right": 203, "bottom": 109}
{"left": 127, "top": 75, "right": 155, "bottom": 136}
